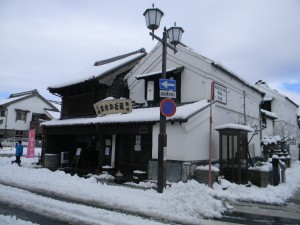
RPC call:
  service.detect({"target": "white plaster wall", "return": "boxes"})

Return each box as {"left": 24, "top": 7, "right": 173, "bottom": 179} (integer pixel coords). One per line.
{"left": 261, "top": 118, "right": 274, "bottom": 138}
{"left": 152, "top": 107, "right": 212, "bottom": 161}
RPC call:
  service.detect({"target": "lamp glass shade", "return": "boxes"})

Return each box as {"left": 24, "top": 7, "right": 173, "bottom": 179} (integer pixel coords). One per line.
{"left": 167, "top": 26, "right": 184, "bottom": 46}
{"left": 143, "top": 7, "right": 164, "bottom": 31}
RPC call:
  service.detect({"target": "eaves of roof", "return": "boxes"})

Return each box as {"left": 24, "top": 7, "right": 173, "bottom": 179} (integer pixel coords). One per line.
{"left": 212, "top": 62, "right": 264, "bottom": 96}
{"left": 42, "top": 100, "right": 210, "bottom": 127}
{"left": 261, "top": 109, "right": 278, "bottom": 119}
{"left": 48, "top": 49, "right": 146, "bottom": 92}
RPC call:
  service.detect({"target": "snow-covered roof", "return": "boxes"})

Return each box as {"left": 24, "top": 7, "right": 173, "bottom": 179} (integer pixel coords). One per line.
{"left": 45, "top": 109, "right": 60, "bottom": 119}
{"left": 214, "top": 124, "right": 254, "bottom": 132}
{"left": 49, "top": 50, "right": 146, "bottom": 89}
{"left": 263, "top": 96, "right": 274, "bottom": 101}
{"left": 256, "top": 81, "right": 299, "bottom": 107}
{"left": 0, "top": 94, "right": 31, "bottom": 106}
{"left": 261, "top": 109, "right": 278, "bottom": 119}
{"left": 212, "top": 62, "right": 262, "bottom": 94}
{"left": 42, "top": 100, "right": 210, "bottom": 127}
{"left": 135, "top": 67, "right": 184, "bottom": 80}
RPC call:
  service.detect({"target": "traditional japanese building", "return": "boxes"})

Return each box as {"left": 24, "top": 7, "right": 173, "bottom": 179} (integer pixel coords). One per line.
{"left": 42, "top": 43, "right": 299, "bottom": 185}
{"left": 42, "top": 49, "right": 149, "bottom": 177}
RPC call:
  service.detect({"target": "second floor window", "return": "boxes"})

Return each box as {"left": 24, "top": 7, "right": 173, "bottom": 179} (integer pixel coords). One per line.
{"left": 136, "top": 67, "right": 183, "bottom": 106}
{"left": 16, "top": 110, "right": 27, "bottom": 121}
{"left": 0, "top": 109, "right": 6, "bottom": 117}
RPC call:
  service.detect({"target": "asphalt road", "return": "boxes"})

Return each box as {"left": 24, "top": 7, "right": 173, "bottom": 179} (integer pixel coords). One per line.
{"left": 215, "top": 189, "right": 300, "bottom": 225}
{"left": 0, "top": 201, "right": 68, "bottom": 225}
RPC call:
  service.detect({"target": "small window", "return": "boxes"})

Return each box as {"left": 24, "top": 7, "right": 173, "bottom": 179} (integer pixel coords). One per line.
{"left": 16, "top": 130, "right": 24, "bottom": 136}
{"left": 32, "top": 113, "right": 40, "bottom": 121}
{"left": 16, "top": 111, "right": 27, "bottom": 121}
{"left": 0, "top": 109, "right": 6, "bottom": 117}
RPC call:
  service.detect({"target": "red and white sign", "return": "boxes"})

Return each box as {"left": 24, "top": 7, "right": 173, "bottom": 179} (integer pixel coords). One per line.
{"left": 160, "top": 98, "right": 176, "bottom": 117}
{"left": 26, "top": 129, "right": 35, "bottom": 158}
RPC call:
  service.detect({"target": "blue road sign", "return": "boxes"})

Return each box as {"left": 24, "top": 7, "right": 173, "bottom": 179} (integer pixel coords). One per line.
{"left": 159, "top": 79, "right": 176, "bottom": 91}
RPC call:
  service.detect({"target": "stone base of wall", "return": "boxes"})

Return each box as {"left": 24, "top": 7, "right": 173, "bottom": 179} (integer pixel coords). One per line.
{"left": 248, "top": 170, "right": 272, "bottom": 187}
{"left": 194, "top": 169, "right": 219, "bottom": 185}
{"left": 148, "top": 160, "right": 212, "bottom": 183}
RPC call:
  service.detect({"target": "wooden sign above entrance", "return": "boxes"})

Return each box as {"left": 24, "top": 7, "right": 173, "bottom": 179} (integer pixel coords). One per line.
{"left": 94, "top": 98, "right": 132, "bottom": 116}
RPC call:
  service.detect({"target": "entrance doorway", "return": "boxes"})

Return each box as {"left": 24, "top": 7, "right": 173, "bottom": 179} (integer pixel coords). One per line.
{"left": 115, "top": 134, "right": 152, "bottom": 177}
{"left": 216, "top": 126, "right": 252, "bottom": 184}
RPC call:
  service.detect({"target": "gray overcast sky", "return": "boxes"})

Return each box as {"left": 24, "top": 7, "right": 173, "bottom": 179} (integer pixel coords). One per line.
{"left": 1, "top": 0, "right": 300, "bottom": 106}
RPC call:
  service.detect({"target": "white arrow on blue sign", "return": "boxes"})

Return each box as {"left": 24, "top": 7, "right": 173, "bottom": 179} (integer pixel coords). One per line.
{"left": 159, "top": 79, "right": 176, "bottom": 91}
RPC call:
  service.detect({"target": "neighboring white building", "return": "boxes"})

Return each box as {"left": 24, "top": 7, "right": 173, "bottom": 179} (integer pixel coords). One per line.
{"left": 255, "top": 80, "right": 300, "bottom": 161}
{"left": 0, "top": 89, "right": 59, "bottom": 139}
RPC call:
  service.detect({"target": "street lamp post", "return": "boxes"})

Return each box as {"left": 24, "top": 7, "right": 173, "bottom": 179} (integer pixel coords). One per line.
{"left": 143, "top": 5, "right": 184, "bottom": 193}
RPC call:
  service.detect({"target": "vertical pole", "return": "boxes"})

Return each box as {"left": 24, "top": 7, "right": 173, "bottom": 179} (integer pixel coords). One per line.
{"left": 208, "top": 81, "right": 214, "bottom": 187}
{"left": 272, "top": 156, "right": 280, "bottom": 186}
{"left": 157, "top": 27, "right": 168, "bottom": 193}
{"left": 243, "top": 90, "right": 246, "bottom": 125}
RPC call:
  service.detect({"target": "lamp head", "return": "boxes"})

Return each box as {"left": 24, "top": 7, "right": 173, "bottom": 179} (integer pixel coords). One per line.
{"left": 167, "top": 22, "right": 184, "bottom": 46}
{"left": 143, "top": 4, "right": 164, "bottom": 33}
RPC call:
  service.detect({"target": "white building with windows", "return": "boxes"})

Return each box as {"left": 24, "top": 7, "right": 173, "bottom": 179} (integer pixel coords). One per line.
{"left": 255, "top": 80, "right": 300, "bottom": 160}
{"left": 0, "top": 89, "right": 59, "bottom": 139}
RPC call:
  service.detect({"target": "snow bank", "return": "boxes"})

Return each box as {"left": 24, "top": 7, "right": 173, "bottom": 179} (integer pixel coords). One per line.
{"left": 0, "top": 156, "right": 225, "bottom": 224}
{"left": 1, "top": 154, "right": 300, "bottom": 223}
{"left": 0, "top": 215, "right": 38, "bottom": 225}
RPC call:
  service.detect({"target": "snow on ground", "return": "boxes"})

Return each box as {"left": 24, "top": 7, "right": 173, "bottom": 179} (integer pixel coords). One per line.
{"left": 1, "top": 147, "right": 300, "bottom": 224}
{"left": 0, "top": 215, "right": 38, "bottom": 225}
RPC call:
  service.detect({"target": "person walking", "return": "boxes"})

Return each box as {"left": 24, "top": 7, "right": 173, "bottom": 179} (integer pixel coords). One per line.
{"left": 0, "top": 141, "right": 2, "bottom": 149}
{"left": 11, "top": 140, "right": 23, "bottom": 166}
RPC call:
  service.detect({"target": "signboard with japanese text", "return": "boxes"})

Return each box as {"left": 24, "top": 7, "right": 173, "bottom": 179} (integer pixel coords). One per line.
{"left": 214, "top": 83, "right": 227, "bottom": 104}
{"left": 26, "top": 129, "right": 35, "bottom": 158}
{"left": 160, "top": 90, "right": 176, "bottom": 98}
{"left": 94, "top": 99, "right": 132, "bottom": 116}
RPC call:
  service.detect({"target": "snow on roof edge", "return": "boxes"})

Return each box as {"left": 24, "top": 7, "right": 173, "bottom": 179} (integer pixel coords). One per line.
{"left": 261, "top": 109, "right": 278, "bottom": 119}
{"left": 214, "top": 123, "right": 254, "bottom": 132}
{"left": 42, "top": 100, "right": 210, "bottom": 127}
{"left": 48, "top": 51, "right": 146, "bottom": 90}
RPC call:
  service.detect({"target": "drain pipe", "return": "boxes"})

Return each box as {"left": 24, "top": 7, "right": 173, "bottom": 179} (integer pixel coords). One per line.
{"left": 279, "top": 158, "right": 287, "bottom": 183}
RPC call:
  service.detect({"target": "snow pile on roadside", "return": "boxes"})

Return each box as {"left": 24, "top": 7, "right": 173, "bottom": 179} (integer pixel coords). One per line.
{"left": 162, "top": 181, "right": 225, "bottom": 218}
{"left": 1, "top": 153, "right": 300, "bottom": 223}
{"left": 212, "top": 161, "right": 300, "bottom": 204}
{"left": 0, "top": 156, "right": 225, "bottom": 224}
{"left": 0, "top": 215, "right": 38, "bottom": 225}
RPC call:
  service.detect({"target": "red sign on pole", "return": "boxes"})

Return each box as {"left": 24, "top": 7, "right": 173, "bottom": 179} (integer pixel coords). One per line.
{"left": 26, "top": 129, "right": 35, "bottom": 158}
{"left": 160, "top": 98, "right": 176, "bottom": 117}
